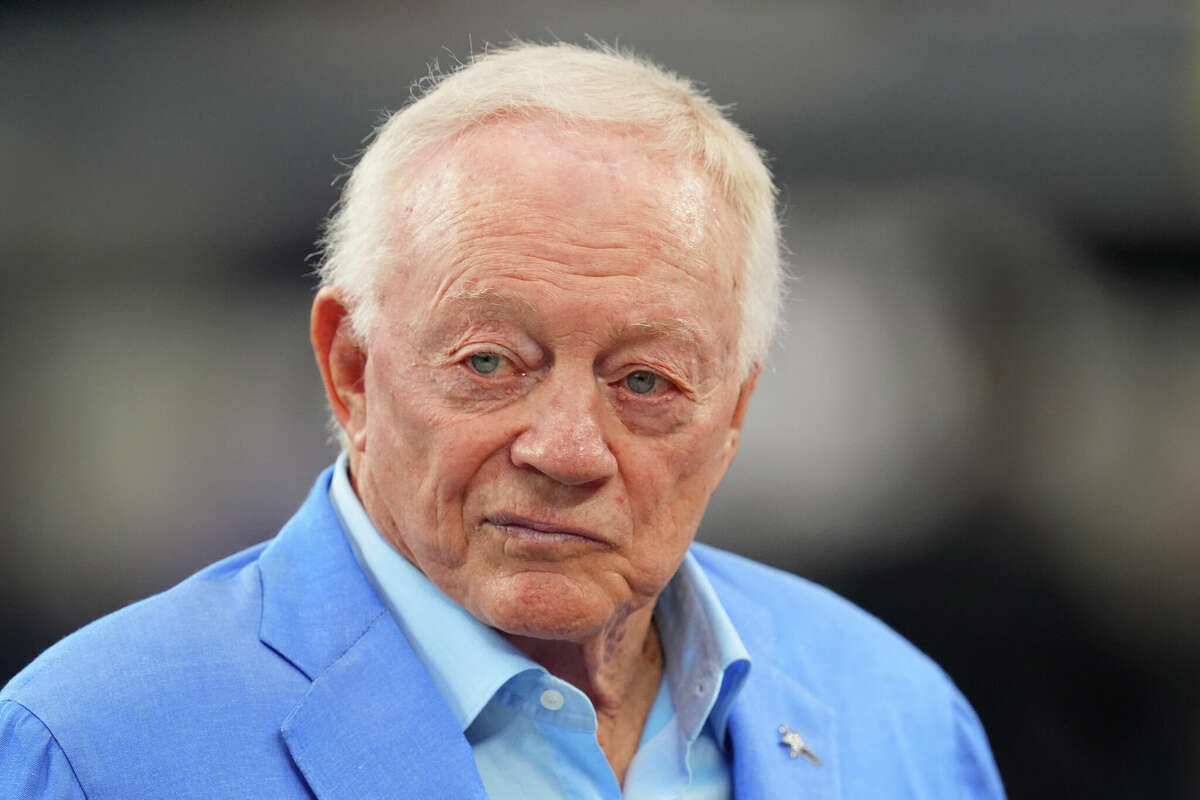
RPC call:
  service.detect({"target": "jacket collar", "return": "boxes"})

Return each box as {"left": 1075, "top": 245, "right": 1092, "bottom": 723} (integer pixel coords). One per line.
{"left": 259, "top": 468, "right": 487, "bottom": 800}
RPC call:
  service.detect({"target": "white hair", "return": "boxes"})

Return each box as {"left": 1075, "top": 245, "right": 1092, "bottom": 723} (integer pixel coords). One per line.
{"left": 317, "top": 41, "right": 782, "bottom": 378}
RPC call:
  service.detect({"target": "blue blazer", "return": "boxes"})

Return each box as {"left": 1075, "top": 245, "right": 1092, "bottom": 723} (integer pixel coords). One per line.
{"left": 1, "top": 469, "right": 1004, "bottom": 799}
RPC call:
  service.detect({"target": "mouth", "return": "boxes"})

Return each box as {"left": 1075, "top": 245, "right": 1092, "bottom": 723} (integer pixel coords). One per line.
{"left": 485, "top": 513, "right": 610, "bottom": 549}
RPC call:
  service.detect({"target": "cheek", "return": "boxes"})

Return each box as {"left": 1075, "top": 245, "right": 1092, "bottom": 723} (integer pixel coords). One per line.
{"left": 365, "top": 350, "right": 467, "bottom": 460}
{"left": 623, "top": 419, "right": 734, "bottom": 556}
{"left": 365, "top": 361, "right": 520, "bottom": 523}
{"left": 636, "top": 403, "right": 734, "bottom": 493}
{"left": 360, "top": 361, "right": 456, "bottom": 535}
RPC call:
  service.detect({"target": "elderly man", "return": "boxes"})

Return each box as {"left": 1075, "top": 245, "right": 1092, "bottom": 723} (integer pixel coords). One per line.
{"left": 1, "top": 44, "right": 1003, "bottom": 798}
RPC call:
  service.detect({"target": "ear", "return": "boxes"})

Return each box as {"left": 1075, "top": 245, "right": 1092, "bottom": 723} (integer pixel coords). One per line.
{"left": 722, "top": 364, "right": 760, "bottom": 463}
{"left": 311, "top": 287, "right": 368, "bottom": 452}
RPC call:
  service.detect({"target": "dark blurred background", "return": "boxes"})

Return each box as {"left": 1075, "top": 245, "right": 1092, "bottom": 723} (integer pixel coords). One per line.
{"left": 3, "top": 2, "right": 1199, "bottom": 797}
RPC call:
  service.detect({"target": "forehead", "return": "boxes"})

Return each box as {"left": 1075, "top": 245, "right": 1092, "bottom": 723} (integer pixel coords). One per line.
{"left": 381, "top": 120, "right": 742, "bottom": 349}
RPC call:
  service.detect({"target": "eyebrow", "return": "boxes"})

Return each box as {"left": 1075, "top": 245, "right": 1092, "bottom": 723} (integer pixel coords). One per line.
{"left": 624, "top": 317, "right": 711, "bottom": 352}
{"left": 416, "top": 288, "right": 537, "bottom": 347}
{"left": 430, "top": 287, "right": 711, "bottom": 352}
{"left": 432, "top": 286, "right": 539, "bottom": 323}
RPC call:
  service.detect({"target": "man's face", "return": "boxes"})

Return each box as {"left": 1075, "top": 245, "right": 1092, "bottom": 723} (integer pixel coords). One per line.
{"left": 346, "top": 121, "right": 755, "bottom": 642}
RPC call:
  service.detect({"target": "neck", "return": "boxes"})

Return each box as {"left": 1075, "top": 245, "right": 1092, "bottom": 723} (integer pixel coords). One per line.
{"left": 504, "top": 604, "right": 664, "bottom": 785}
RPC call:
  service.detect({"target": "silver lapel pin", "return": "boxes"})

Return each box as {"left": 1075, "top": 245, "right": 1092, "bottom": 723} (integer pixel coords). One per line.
{"left": 778, "top": 724, "right": 821, "bottom": 766}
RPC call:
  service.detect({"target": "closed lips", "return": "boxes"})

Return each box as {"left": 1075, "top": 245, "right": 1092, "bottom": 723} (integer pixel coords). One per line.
{"left": 487, "top": 514, "right": 607, "bottom": 544}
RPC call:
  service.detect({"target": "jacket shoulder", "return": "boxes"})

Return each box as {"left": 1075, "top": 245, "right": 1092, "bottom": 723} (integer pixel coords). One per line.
{"left": 691, "top": 542, "right": 960, "bottom": 710}
{"left": 700, "top": 544, "right": 931, "bottom": 652}
{"left": 1, "top": 541, "right": 296, "bottom": 732}
{"left": 691, "top": 543, "right": 1005, "bottom": 797}
{"left": 0, "top": 540, "right": 316, "bottom": 796}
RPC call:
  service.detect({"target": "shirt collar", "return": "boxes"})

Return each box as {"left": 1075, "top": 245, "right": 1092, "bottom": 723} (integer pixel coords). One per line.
{"left": 656, "top": 550, "right": 752, "bottom": 748}
{"left": 328, "top": 453, "right": 751, "bottom": 747}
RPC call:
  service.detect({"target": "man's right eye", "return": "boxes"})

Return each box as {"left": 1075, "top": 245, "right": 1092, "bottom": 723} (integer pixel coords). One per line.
{"left": 467, "top": 352, "right": 503, "bottom": 375}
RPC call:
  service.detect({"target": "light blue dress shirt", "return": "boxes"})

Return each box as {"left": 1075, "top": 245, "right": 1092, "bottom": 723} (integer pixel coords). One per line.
{"left": 329, "top": 453, "right": 751, "bottom": 799}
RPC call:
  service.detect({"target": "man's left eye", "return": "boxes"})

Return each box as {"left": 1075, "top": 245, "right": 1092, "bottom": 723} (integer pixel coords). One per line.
{"left": 624, "top": 370, "right": 659, "bottom": 395}
{"left": 468, "top": 352, "right": 503, "bottom": 375}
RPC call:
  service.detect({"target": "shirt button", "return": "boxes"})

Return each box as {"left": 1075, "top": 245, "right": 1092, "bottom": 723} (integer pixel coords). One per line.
{"left": 540, "top": 689, "right": 565, "bottom": 711}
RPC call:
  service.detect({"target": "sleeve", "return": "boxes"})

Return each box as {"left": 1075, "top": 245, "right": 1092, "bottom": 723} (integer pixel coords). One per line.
{"left": 952, "top": 691, "right": 1006, "bottom": 799}
{"left": 0, "top": 699, "right": 88, "bottom": 800}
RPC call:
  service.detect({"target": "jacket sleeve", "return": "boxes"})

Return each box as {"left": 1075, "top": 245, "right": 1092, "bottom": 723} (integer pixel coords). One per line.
{"left": 953, "top": 691, "right": 1006, "bottom": 799}
{"left": 0, "top": 700, "right": 88, "bottom": 800}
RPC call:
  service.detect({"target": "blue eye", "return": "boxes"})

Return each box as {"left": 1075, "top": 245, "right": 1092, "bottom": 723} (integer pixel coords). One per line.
{"left": 625, "top": 371, "right": 658, "bottom": 395}
{"left": 468, "top": 353, "right": 502, "bottom": 375}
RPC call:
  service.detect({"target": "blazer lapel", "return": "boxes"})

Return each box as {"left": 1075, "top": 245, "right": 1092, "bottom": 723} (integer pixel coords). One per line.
{"left": 280, "top": 612, "right": 487, "bottom": 800}
{"left": 258, "top": 470, "right": 487, "bottom": 800}
{"left": 727, "top": 660, "right": 840, "bottom": 800}
{"left": 705, "top": 554, "right": 841, "bottom": 800}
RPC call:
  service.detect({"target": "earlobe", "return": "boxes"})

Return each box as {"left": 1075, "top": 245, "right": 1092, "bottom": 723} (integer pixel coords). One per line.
{"left": 723, "top": 429, "right": 741, "bottom": 459}
{"left": 311, "top": 287, "right": 368, "bottom": 450}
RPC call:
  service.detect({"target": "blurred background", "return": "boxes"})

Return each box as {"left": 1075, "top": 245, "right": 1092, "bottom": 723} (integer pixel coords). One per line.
{"left": 3, "top": 1, "right": 1199, "bottom": 796}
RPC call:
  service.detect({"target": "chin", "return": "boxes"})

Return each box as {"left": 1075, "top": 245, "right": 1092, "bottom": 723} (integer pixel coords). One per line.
{"left": 478, "top": 571, "right": 618, "bottom": 642}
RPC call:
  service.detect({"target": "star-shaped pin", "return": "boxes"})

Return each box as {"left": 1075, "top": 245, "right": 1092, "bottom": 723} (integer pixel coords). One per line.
{"left": 778, "top": 724, "right": 821, "bottom": 765}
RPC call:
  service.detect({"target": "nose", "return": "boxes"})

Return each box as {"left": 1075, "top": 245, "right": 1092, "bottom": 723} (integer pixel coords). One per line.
{"left": 509, "top": 375, "right": 618, "bottom": 486}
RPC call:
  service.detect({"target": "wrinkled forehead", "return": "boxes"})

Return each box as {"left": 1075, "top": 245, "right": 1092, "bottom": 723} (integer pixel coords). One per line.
{"left": 390, "top": 118, "right": 742, "bottom": 291}
{"left": 450, "top": 121, "right": 711, "bottom": 231}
